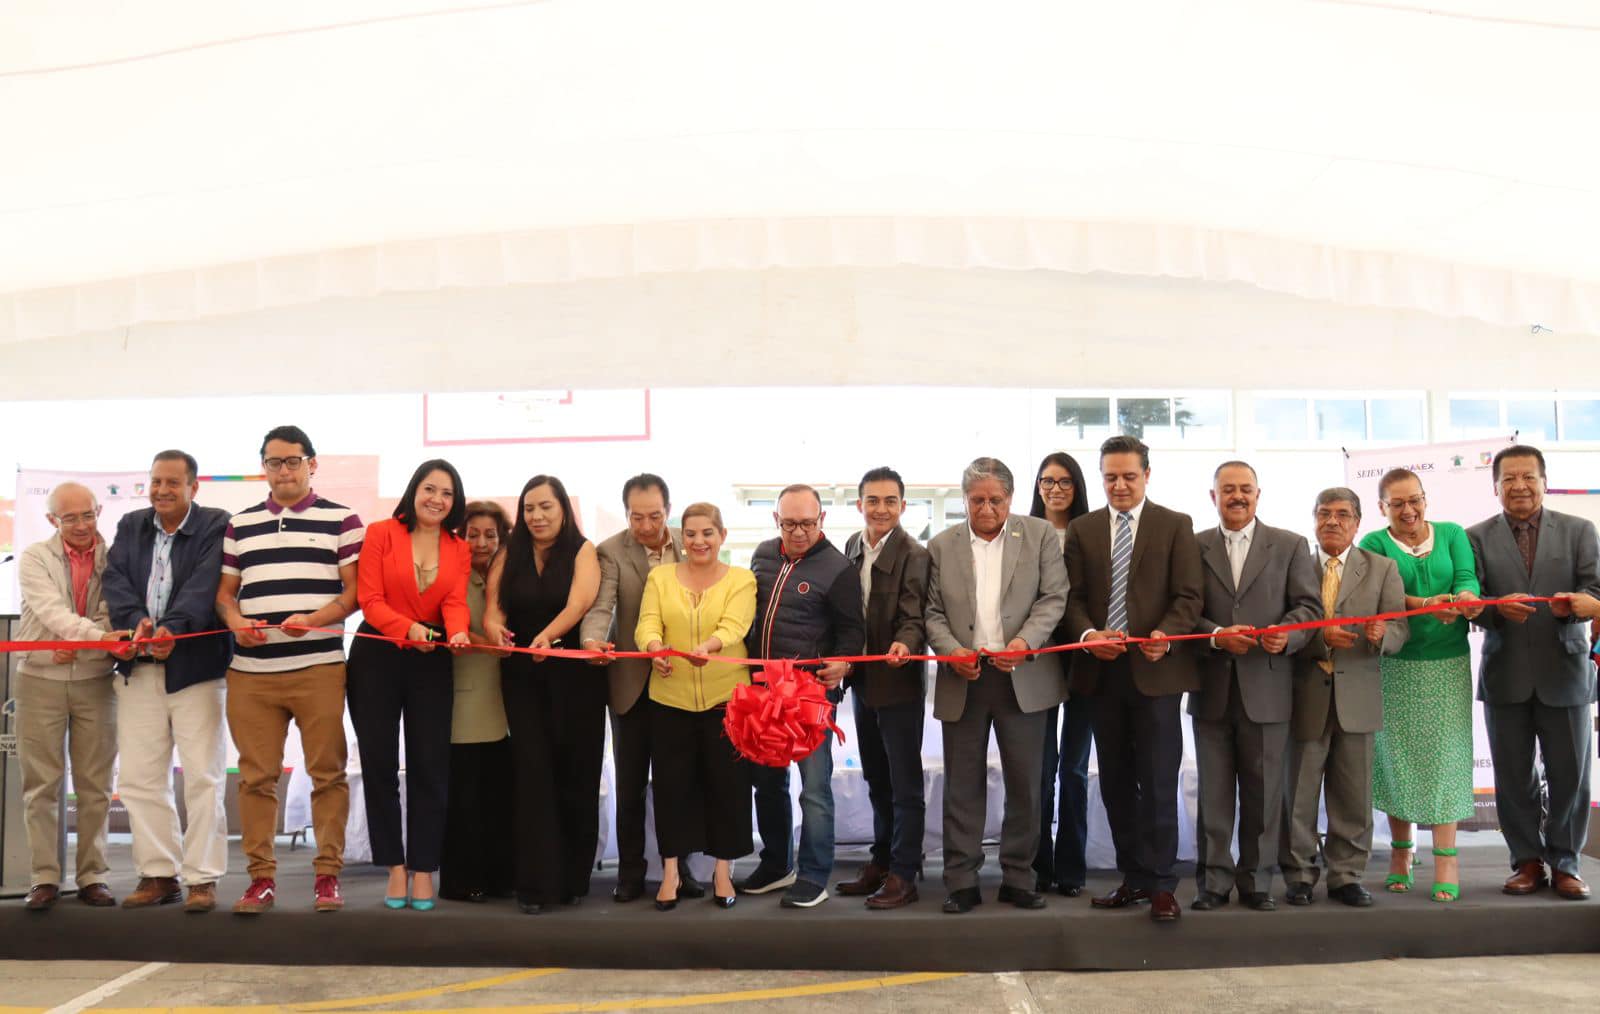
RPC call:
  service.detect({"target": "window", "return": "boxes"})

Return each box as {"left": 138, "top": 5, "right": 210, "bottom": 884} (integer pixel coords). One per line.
{"left": 1254, "top": 393, "right": 1427, "bottom": 445}
{"left": 1254, "top": 398, "right": 1308, "bottom": 442}
{"left": 1055, "top": 392, "right": 1230, "bottom": 446}
{"left": 1446, "top": 393, "right": 1600, "bottom": 443}
{"left": 1448, "top": 398, "right": 1500, "bottom": 436}
{"left": 1561, "top": 400, "right": 1600, "bottom": 441}
{"left": 1507, "top": 399, "right": 1556, "bottom": 442}
{"left": 1369, "top": 398, "right": 1425, "bottom": 441}
{"left": 1312, "top": 399, "right": 1365, "bottom": 442}
{"left": 1055, "top": 397, "right": 1111, "bottom": 441}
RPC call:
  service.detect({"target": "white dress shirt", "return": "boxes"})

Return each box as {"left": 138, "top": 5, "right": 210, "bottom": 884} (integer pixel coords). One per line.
{"left": 970, "top": 524, "right": 1008, "bottom": 651}
{"left": 1083, "top": 498, "right": 1148, "bottom": 641}
{"left": 1316, "top": 543, "right": 1353, "bottom": 570}
{"left": 1210, "top": 517, "right": 1257, "bottom": 642}
{"left": 860, "top": 529, "right": 891, "bottom": 603}
{"left": 1387, "top": 523, "right": 1434, "bottom": 558}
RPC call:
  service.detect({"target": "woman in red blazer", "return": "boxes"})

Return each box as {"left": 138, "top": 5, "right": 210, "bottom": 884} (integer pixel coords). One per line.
{"left": 348, "top": 459, "right": 472, "bottom": 911}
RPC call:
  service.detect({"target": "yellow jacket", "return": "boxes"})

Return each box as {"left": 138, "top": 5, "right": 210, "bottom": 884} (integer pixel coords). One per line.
{"left": 635, "top": 564, "right": 756, "bottom": 712}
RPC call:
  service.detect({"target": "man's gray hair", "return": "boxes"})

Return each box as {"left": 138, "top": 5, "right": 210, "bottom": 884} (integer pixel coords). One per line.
{"left": 1314, "top": 486, "right": 1362, "bottom": 519}
{"left": 961, "top": 457, "right": 1015, "bottom": 496}
{"left": 46, "top": 481, "right": 99, "bottom": 516}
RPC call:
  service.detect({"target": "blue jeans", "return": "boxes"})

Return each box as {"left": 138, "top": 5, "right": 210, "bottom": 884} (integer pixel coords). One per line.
{"left": 752, "top": 737, "right": 836, "bottom": 887}
{"left": 853, "top": 694, "right": 926, "bottom": 880}
{"left": 1035, "top": 699, "right": 1094, "bottom": 888}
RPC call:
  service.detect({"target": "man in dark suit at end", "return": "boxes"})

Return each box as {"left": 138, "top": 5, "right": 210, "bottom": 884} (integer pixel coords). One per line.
{"left": 1064, "top": 435, "right": 1203, "bottom": 922}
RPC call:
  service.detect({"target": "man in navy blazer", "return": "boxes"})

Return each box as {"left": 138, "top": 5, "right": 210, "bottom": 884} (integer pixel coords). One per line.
{"left": 101, "top": 450, "right": 233, "bottom": 913}
{"left": 1468, "top": 444, "right": 1600, "bottom": 901}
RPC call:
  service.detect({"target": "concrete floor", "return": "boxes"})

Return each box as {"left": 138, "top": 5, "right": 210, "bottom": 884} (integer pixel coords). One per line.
{"left": 1, "top": 956, "right": 1597, "bottom": 1014}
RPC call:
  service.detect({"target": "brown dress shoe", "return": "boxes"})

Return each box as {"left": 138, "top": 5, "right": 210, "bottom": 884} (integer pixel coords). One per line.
{"left": 122, "top": 876, "right": 182, "bottom": 909}
{"left": 24, "top": 885, "right": 59, "bottom": 911}
{"left": 1503, "top": 860, "right": 1549, "bottom": 895}
{"left": 865, "top": 873, "right": 919, "bottom": 910}
{"left": 77, "top": 883, "right": 116, "bottom": 907}
{"left": 1149, "top": 890, "right": 1182, "bottom": 922}
{"left": 1091, "top": 884, "right": 1151, "bottom": 909}
{"left": 184, "top": 883, "right": 217, "bottom": 913}
{"left": 836, "top": 862, "right": 890, "bottom": 897}
{"left": 1553, "top": 871, "right": 1591, "bottom": 900}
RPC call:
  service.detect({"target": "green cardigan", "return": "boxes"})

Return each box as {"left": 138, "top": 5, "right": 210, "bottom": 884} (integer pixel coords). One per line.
{"left": 1358, "top": 521, "right": 1480, "bottom": 661}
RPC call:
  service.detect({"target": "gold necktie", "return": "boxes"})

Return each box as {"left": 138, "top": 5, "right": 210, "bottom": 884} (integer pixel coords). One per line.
{"left": 1319, "top": 557, "right": 1342, "bottom": 675}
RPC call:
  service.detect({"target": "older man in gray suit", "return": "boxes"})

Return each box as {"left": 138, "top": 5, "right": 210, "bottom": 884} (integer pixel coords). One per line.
{"left": 925, "top": 456, "right": 1068, "bottom": 914}
{"left": 1282, "top": 487, "right": 1408, "bottom": 907}
{"left": 579, "top": 473, "right": 699, "bottom": 903}
{"left": 1190, "top": 462, "right": 1323, "bottom": 912}
{"left": 1468, "top": 445, "right": 1599, "bottom": 901}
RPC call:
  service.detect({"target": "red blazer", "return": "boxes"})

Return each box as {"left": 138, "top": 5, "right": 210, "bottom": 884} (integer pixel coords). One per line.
{"left": 357, "top": 517, "right": 471, "bottom": 642}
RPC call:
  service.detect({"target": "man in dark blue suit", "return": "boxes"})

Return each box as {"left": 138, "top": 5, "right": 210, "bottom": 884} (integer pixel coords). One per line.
{"left": 102, "top": 450, "right": 233, "bottom": 913}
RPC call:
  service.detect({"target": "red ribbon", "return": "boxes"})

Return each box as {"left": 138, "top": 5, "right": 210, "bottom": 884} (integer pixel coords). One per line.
{"left": 722, "top": 660, "right": 846, "bottom": 767}
{"left": 0, "top": 595, "right": 1564, "bottom": 664}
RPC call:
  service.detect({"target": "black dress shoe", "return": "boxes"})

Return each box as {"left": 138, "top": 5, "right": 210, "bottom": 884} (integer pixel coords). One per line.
{"left": 1191, "top": 890, "right": 1229, "bottom": 911}
{"left": 1285, "top": 882, "right": 1315, "bottom": 906}
{"left": 1242, "top": 892, "right": 1276, "bottom": 911}
{"left": 517, "top": 900, "right": 544, "bottom": 915}
{"left": 561, "top": 894, "right": 583, "bottom": 906}
{"left": 996, "top": 885, "right": 1047, "bottom": 909}
{"left": 678, "top": 876, "right": 707, "bottom": 900}
{"left": 1329, "top": 883, "right": 1374, "bottom": 907}
{"left": 612, "top": 881, "right": 646, "bottom": 903}
{"left": 1057, "top": 883, "right": 1084, "bottom": 898}
{"left": 464, "top": 889, "right": 488, "bottom": 904}
{"left": 942, "top": 887, "right": 983, "bottom": 914}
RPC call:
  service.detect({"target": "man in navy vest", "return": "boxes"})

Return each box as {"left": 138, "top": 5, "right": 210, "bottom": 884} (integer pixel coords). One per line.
{"left": 736, "top": 484, "right": 865, "bottom": 909}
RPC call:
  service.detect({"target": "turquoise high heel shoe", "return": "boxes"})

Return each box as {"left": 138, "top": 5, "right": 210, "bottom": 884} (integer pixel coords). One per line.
{"left": 409, "top": 897, "right": 435, "bottom": 911}
{"left": 384, "top": 895, "right": 409, "bottom": 910}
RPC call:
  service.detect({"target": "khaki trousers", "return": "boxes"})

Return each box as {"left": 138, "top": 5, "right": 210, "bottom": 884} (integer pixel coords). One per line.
{"left": 15, "top": 672, "right": 117, "bottom": 889}
{"left": 226, "top": 664, "right": 349, "bottom": 878}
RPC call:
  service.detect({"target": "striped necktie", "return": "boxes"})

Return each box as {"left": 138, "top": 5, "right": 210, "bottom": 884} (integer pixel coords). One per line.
{"left": 1107, "top": 511, "right": 1133, "bottom": 634}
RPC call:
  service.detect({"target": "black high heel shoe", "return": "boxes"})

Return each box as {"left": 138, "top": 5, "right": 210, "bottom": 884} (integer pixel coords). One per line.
{"left": 712, "top": 872, "right": 736, "bottom": 909}
{"left": 654, "top": 876, "right": 680, "bottom": 912}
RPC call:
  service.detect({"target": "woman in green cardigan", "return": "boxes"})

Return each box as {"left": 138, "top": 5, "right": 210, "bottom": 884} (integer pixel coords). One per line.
{"left": 1358, "top": 468, "right": 1483, "bottom": 903}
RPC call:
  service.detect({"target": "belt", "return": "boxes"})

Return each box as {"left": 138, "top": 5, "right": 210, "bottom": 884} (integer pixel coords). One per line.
{"left": 132, "top": 655, "right": 161, "bottom": 665}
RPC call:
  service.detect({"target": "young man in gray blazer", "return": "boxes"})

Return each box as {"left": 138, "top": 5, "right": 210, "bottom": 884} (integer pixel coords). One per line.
{"left": 579, "top": 474, "right": 700, "bottom": 903}
{"left": 1282, "top": 487, "right": 1408, "bottom": 907}
{"left": 837, "top": 466, "right": 930, "bottom": 909}
{"left": 925, "top": 457, "right": 1068, "bottom": 914}
{"left": 1468, "top": 445, "right": 1599, "bottom": 901}
{"left": 1190, "top": 462, "right": 1323, "bottom": 912}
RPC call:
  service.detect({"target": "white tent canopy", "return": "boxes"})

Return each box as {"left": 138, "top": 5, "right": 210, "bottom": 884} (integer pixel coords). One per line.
{"left": 5, "top": 0, "right": 1599, "bottom": 396}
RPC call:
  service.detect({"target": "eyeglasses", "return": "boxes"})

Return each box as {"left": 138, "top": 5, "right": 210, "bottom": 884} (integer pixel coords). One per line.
{"left": 52, "top": 511, "right": 99, "bottom": 526}
{"left": 1314, "top": 509, "right": 1358, "bottom": 523}
{"left": 967, "top": 497, "right": 1007, "bottom": 510}
{"left": 1038, "top": 478, "right": 1073, "bottom": 490}
{"left": 262, "top": 456, "right": 307, "bottom": 472}
{"left": 778, "top": 519, "right": 819, "bottom": 533}
{"left": 1384, "top": 495, "right": 1426, "bottom": 512}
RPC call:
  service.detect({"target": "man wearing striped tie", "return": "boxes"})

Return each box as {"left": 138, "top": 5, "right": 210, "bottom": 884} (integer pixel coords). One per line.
{"left": 1064, "top": 435, "right": 1203, "bottom": 922}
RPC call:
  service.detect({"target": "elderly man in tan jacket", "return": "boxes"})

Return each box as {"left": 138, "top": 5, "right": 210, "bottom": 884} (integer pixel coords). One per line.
{"left": 16, "top": 481, "right": 131, "bottom": 910}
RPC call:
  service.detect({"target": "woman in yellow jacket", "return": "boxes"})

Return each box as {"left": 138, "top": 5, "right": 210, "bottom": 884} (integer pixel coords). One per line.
{"left": 636, "top": 502, "right": 756, "bottom": 911}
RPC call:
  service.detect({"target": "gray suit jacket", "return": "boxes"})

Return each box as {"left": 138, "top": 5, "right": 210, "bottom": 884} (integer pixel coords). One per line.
{"left": 924, "top": 514, "right": 1069, "bottom": 721}
{"left": 1468, "top": 508, "right": 1600, "bottom": 708}
{"left": 1292, "top": 546, "right": 1409, "bottom": 740}
{"left": 1191, "top": 521, "right": 1323, "bottom": 724}
{"left": 578, "top": 526, "right": 685, "bottom": 714}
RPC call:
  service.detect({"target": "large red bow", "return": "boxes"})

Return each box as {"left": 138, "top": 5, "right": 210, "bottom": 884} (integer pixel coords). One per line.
{"left": 723, "top": 660, "right": 845, "bottom": 767}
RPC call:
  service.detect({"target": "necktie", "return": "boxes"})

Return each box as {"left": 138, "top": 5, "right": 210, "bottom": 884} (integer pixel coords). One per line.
{"left": 1318, "top": 557, "right": 1342, "bottom": 675}
{"left": 1227, "top": 530, "right": 1247, "bottom": 588}
{"left": 1513, "top": 521, "right": 1535, "bottom": 577}
{"left": 1107, "top": 511, "right": 1133, "bottom": 634}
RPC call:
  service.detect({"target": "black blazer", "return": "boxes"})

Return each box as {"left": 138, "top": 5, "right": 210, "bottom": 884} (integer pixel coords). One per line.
{"left": 844, "top": 527, "right": 930, "bottom": 707}
{"left": 102, "top": 505, "right": 233, "bottom": 692}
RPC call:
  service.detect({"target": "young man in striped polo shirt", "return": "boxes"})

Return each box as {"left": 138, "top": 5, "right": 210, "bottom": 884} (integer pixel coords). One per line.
{"left": 215, "top": 425, "right": 363, "bottom": 914}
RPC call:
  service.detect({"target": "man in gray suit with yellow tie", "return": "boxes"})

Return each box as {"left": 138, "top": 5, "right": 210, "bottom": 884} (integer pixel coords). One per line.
{"left": 1468, "top": 444, "right": 1599, "bottom": 901}
{"left": 1282, "top": 487, "right": 1408, "bottom": 907}
{"left": 925, "top": 457, "right": 1068, "bottom": 914}
{"left": 579, "top": 474, "right": 700, "bottom": 903}
{"left": 1190, "top": 462, "right": 1323, "bottom": 912}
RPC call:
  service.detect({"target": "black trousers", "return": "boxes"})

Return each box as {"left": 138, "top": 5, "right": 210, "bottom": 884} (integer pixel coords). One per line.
{"left": 346, "top": 634, "right": 454, "bottom": 872}
{"left": 852, "top": 693, "right": 926, "bottom": 880}
{"left": 439, "top": 737, "right": 515, "bottom": 898}
{"left": 650, "top": 702, "right": 752, "bottom": 861}
{"left": 611, "top": 693, "right": 694, "bottom": 886}
{"left": 501, "top": 662, "right": 607, "bottom": 904}
{"left": 1090, "top": 659, "right": 1183, "bottom": 894}
{"left": 1035, "top": 698, "right": 1094, "bottom": 889}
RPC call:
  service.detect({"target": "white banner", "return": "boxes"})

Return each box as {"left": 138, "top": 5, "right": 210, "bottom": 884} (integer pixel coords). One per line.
{"left": 1344, "top": 436, "right": 1513, "bottom": 830}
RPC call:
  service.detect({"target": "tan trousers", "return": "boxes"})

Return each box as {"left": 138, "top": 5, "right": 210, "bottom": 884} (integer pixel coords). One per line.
{"left": 114, "top": 664, "right": 228, "bottom": 884}
{"left": 226, "top": 664, "right": 349, "bottom": 878}
{"left": 15, "top": 672, "right": 117, "bottom": 889}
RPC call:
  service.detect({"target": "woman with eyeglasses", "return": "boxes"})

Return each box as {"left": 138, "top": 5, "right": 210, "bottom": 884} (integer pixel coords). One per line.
{"left": 347, "top": 459, "right": 474, "bottom": 911}
{"left": 439, "top": 500, "right": 515, "bottom": 904}
{"left": 483, "top": 475, "right": 603, "bottom": 914}
{"left": 1357, "top": 468, "right": 1482, "bottom": 902}
{"left": 1027, "top": 451, "right": 1093, "bottom": 896}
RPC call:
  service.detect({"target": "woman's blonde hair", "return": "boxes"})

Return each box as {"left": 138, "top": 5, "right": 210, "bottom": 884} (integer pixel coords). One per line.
{"left": 679, "top": 502, "right": 725, "bottom": 533}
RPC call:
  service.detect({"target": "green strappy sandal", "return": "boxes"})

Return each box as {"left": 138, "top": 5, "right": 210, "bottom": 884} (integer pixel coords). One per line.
{"left": 1431, "top": 846, "right": 1460, "bottom": 902}
{"left": 1386, "top": 839, "right": 1415, "bottom": 892}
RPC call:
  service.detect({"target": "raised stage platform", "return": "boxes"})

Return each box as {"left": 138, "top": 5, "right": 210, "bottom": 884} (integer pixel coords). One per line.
{"left": 3, "top": 838, "right": 1598, "bottom": 972}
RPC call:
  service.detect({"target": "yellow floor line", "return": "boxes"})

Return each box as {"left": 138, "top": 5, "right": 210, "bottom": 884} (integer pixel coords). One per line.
{"left": 290, "top": 969, "right": 567, "bottom": 1011}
